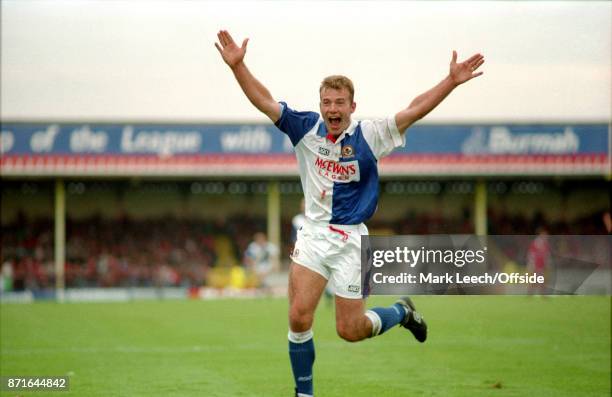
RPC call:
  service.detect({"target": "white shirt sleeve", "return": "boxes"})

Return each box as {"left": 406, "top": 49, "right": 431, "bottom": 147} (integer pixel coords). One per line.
{"left": 267, "top": 243, "right": 279, "bottom": 257}
{"left": 360, "top": 116, "right": 406, "bottom": 159}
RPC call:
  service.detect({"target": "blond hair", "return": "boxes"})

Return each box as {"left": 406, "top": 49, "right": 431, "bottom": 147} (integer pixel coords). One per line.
{"left": 319, "top": 75, "right": 355, "bottom": 102}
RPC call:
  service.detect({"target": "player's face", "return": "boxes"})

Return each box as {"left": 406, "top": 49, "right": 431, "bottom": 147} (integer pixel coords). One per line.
{"left": 319, "top": 87, "right": 356, "bottom": 136}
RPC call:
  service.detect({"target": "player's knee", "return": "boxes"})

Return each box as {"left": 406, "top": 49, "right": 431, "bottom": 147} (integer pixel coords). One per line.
{"left": 289, "top": 305, "right": 314, "bottom": 331}
{"left": 336, "top": 322, "right": 361, "bottom": 342}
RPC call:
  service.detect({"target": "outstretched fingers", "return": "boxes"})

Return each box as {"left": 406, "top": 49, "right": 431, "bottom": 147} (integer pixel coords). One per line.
{"left": 470, "top": 56, "right": 485, "bottom": 79}
{"left": 217, "top": 31, "right": 227, "bottom": 47}
{"left": 468, "top": 54, "right": 485, "bottom": 68}
{"left": 214, "top": 42, "right": 223, "bottom": 55}
{"left": 470, "top": 57, "right": 485, "bottom": 75}
{"left": 216, "top": 30, "right": 236, "bottom": 48}
{"left": 221, "top": 30, "right": 236, "bottom": 46}
{"left": 472, "top": 57, "right": 485, "bottom": 71}
{"left": 465, "top": 53, "right": 483, "bottom": 64}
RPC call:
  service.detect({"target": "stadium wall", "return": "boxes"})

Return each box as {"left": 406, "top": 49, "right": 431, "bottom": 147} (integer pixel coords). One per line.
{"left": 1, "top": 121, "right": 609, "bottom": 177}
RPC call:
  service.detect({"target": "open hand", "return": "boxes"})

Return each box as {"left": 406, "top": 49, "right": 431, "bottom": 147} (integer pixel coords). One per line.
{"left": 215, "top": 30, "right": 249, "bottom": 68}
{"left": 449, "top": 51, "right": 484, "bottom": 85}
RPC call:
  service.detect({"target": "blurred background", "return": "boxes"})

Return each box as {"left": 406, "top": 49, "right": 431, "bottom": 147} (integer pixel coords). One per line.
{"left": 1, "top": 1, "right": 610, "bottom": 300}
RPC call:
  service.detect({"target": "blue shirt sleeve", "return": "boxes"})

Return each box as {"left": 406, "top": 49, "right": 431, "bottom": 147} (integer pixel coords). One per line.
{"left": 275, "top": 102, "right": 320, "bottom": 146}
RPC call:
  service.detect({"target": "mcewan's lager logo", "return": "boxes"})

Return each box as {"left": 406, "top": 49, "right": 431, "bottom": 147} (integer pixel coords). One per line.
{"left": 314, "top": 158, "right": 360, "bottom": 183}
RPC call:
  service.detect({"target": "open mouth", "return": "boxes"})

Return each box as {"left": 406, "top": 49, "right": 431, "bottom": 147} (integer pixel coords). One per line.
{"left": 328, "top": 117, "right": 342, "bottom": 129}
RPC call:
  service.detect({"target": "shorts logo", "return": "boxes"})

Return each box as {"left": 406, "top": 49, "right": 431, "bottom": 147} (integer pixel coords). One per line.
{"left": 291, "top": 248, "right": 300, "bottom": 258}
{"left": 342, "top": 145, "right": 354, "bottom": 158}
{"left": 347, "top": 284, "right": 360, "bottom": 293}
{"left": 318, "top": 147, "right": 330, "bottom": 156}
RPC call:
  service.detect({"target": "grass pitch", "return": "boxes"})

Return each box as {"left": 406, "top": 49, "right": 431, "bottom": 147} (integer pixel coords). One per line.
{"left": 1, "top": 296, "right": 610, "bottom": 396}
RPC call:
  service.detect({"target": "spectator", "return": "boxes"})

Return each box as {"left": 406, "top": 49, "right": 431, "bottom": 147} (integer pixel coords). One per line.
{"left": 243, "top": 232, "right": 279, "bottom": 291}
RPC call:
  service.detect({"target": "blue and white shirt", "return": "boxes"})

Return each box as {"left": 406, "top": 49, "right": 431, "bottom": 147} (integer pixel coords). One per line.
{"left": 276, "top": 102, "right": 405, "bottom": 225}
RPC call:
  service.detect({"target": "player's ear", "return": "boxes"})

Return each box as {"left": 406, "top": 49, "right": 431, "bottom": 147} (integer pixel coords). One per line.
{"left": 350, "top": 101, "right": 356, "bottom": 114}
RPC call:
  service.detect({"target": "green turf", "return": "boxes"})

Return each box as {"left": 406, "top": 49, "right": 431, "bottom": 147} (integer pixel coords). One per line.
{"left": 1, "top": 296, "right": 610, "bottom": 396}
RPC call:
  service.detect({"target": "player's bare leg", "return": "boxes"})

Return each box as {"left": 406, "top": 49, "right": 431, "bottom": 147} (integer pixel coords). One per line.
{"left": 288, "top": 263, "right": 327, "bottom": 332}
{"left": 287, "top": 263, "right": 327, "bottom": 397}
{"left": 335, "top": 295, "right": 428, "bottom": 343}
{"left": 334, "top": 297, "right": 372, "bottom": 342}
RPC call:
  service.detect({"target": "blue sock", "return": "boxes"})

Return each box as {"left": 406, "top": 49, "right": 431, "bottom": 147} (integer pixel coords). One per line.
{"left": 288, "top": 330, "right": 315, "bottom": 396}
{"left": 366, "top": 303, "right": 407, "bottom": 336}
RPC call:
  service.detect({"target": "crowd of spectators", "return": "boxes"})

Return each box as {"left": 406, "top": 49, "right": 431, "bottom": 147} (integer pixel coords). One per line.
{"left": 1, "top": 209, "right": 608, "bottom": 292}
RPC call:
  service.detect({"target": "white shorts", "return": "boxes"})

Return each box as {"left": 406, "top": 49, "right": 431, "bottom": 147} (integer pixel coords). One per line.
{"left": 291, "top": 219, "right": 368, "bottom": 299}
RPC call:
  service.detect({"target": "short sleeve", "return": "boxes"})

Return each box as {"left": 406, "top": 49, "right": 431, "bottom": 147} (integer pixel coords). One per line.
{"left": 275, "top": 102, "right": 320, "bottom": 146}
{"left": 245, "top": 243, "right": 256, "bottom": 260}
{"left": 360, "top": 116, "right": 406, "bottom": 159}
{"left": 268, "top": 243, "right": 279, "bottom": 257}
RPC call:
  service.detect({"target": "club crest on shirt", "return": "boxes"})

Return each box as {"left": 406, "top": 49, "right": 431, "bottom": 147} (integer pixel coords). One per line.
{"left": 341, "top": 145, "right": 354, "bottom": 158}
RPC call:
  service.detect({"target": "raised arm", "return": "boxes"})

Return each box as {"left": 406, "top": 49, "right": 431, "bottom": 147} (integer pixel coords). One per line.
{"left": 395, "top": 51, "right": 484, "bottom": 134}
{"left": 215, "top": 30, "right": 281, "bottom": 123}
